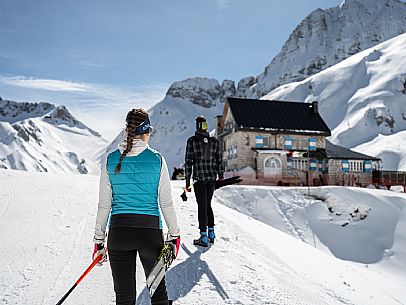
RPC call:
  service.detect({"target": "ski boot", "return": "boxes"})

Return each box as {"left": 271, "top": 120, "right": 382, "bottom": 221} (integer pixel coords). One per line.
{"left": 193, "top": 231, "right": 208, "bottom": 247}
{"left": 208, "top": 227, "right": 215, "bottom": 243}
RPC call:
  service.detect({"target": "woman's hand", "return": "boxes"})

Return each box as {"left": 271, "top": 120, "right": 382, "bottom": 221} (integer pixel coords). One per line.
{"left": 165, "top": 235, "right": 181, "bottom": 258}
{"left": 92, "top": 243, "right": 108, "bottom": 265}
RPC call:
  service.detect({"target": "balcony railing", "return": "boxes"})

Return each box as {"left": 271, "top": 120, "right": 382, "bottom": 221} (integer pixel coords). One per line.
{"left": 373, "top": 170, "right": 406, "bottom": 186}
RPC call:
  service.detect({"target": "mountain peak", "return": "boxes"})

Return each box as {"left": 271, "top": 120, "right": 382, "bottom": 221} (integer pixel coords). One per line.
{"left": 0, "top": 98, "right": 55, "bottom": 123}
{"left": 166, "top": 77, "right": 236, "bottom": 108}
{"left": 43, "top": 105, "right": 101, "bottom": 137}
{"left": 246, "top": 0, "right": 406, "bottom": 97}
{"left": 44, "top": 105, "right": 79, "bottom": 126}
{"left": 340, "top": 0, "right": 402, "bottom": 6}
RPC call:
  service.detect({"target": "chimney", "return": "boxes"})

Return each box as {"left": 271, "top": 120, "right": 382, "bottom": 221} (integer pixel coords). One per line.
{"left": 311, "top": 101, "right": 318, "bottom": 114}
{"left": 215, "top": 115, "right": 223, "bottom": 138}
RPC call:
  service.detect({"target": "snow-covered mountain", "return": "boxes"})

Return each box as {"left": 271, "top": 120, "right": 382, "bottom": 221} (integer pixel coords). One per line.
{"left": 103, "top": 0, "right": 406, "bottom": 170}
{"left": 0, "top": 97, "right": 107, "bottom": 174}
{"left": 104, "top": 78, "right": 237, "bottom": 169}
{"left": 245, "top": 0, "right": 406, "bottom": 98}
{"left": 263, "top": 33, "right": 406, "bottom": 170}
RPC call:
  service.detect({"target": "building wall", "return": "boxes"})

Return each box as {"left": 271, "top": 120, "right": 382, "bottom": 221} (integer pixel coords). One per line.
{"left": 219, "top": 110, "right": 374, "bottom": 186}
{"left": 223, "top": 129, "right": 326, "bottom": 172}
{"left": 326, "top": 159, "right": 373, "bottom": 186}
{"left": 274, "top": 134, "right": 325, "bottom": 150}
{"left": 223, "top": 131, "right": 256, "bottom": 171}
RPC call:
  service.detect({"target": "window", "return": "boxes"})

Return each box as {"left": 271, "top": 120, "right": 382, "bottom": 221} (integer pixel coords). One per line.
{"left": 265, "top": 157, "right": 282, "bottom": 169}
{"left": 256, "top": 136, "right": 264, "bottom": 148}
{"left": 296, "top": 138, "right": 307, "bottom": 150}
{"left": 342, "top": 160, "right": 349, "bottom": 172}
{"left": 292, "top": 158, "right": 308, "bottom": 171}
{"left": 224, "top": 122, "right": 234, "bottom": 133}
{"left": 284, "top": 137, "right": 293, "bottom": 149}
{"left": 308, "top": 138, "right": 317, "bottom": 151}
{"left": 264, "top": 156, "right": 282, "bottom": 177}
{"left": 345, "top": 160, "right": 364, "bottom": 172}
{"left": 309, "top": 159, "right": 317, "bottom": 171}
{"left": 256, "top": 136, "right": 270, "bottom": 148}
{"left": 364, "top": 160, "right": 372, "bottom": 172}
{"left": 263, "top": 137, "right": 270, "bottom": 148}
{"left": 233, "top": 145, "right": 237, "bottom": 158}
{"left": 349, "top": 160, "right": 363, "bottom": 172}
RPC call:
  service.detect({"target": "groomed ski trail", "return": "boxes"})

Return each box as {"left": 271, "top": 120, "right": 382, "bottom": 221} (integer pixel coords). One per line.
{"left": 1, "top": 171, "right": 403, "bottom": 305}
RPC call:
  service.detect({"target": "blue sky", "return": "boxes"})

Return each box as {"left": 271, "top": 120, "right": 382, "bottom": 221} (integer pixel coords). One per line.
{"left": 0, "top": 0, "right": 342, "bottom": 139}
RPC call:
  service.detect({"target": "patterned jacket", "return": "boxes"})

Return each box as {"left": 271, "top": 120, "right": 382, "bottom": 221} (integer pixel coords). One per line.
{"left": 185, "top": 131, "right": 224, "bottom": 184}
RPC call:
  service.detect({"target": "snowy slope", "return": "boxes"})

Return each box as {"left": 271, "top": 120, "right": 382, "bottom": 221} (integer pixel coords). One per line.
{"left": 353, "top": 131, "right": 406, "bottom": 170}
{"left": 246, "top": 0, "right": 406, "bottom": 97}
{"left": 215, "top": 185, "right": 406, "bottom": 273}
{"left": 1, "top": 169, "right": 405, "bottom": 305}
{"left": 263, "top": 33, "right": 406, "bottom": 170}
{"left": 0, "top": 98, "right": 107, "bottom": 174}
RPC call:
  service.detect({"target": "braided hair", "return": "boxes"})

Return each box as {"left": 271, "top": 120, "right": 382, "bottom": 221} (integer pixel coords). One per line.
{"left": 114, "top": 108, "right": 149, "bottom": 174}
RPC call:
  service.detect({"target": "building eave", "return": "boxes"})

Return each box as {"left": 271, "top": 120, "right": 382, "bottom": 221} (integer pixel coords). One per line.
{"left": 237, "top": 127, "right": 331, "bottom": 136}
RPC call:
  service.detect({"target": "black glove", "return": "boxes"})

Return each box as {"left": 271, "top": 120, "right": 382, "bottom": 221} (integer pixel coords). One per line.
{"left": 180, "top": 191, "right": 188, "bottom": 202}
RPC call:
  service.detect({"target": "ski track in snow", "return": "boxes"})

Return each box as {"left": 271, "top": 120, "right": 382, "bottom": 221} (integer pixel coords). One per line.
{"left": 267, "top": 190, "right": 309, "bottom": 243}
{"left": 1, "top": 171, "right": 405, "bottom": 305}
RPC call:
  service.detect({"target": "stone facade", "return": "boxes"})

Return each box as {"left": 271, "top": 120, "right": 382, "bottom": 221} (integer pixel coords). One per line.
{"left": 325, "top": 159, "right": 373, "bottom": 186}
{"left": 220, "top": 131, "right": 375, "bottom": 187}
{"left": 223, "top": 130, "right": 325, "bottom": 173}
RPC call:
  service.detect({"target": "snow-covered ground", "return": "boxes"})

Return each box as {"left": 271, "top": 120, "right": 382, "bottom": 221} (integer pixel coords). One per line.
{"left": 1, "top": 170, "right": 405, "bottom": 305}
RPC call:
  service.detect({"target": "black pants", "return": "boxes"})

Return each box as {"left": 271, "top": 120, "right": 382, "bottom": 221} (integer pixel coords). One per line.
{"left": 193, "top": 181, "right": 215, "bottom": 232}
{"left": 107, "top": 227, "right": 169, "bottom": 305}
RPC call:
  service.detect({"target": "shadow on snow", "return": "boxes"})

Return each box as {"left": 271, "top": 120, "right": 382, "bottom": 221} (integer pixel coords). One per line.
{"left": 136, "top": 243, "right": 229, "bottom": 304}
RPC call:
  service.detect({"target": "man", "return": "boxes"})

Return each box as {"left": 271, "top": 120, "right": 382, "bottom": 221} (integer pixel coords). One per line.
{"left": 185, "top": 115, "right": 224, "bottom": 247}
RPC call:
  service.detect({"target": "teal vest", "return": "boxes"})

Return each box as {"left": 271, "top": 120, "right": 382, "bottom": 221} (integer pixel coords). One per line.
{"left": 107, "top": 148, "right": 162, "bottom": 222}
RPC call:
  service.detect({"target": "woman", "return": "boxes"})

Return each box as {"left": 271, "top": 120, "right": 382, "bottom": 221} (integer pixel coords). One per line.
{"left": 92, "top": 108, "right": 180, "bottom": 305}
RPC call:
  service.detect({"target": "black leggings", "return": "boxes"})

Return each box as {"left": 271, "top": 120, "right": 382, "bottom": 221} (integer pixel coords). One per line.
{"left": 107, "top": 227, "right": 169, "bottom": 305}
{"left": 194, "top": 181, "right": 215, "bottom": 232}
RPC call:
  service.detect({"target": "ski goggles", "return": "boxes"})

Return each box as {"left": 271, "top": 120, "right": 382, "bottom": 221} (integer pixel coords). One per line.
{"left": 196, "top": 120, "right": 208, "bottom": 130}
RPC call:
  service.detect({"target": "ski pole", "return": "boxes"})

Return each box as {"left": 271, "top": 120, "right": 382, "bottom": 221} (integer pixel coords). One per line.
{"left": 55, "top": 253, "right": 102, "bottom": 305}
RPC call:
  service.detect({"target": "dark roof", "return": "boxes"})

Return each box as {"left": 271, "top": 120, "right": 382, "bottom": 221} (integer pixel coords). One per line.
{"left": 325, "top": 140, "right": 380, "bottom": 160}
{"left": 227, "top": 97, "right": 331, "bottom": 135}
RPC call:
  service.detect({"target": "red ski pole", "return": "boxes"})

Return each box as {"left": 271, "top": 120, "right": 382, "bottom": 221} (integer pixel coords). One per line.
{"left": 55, "top": 254, "right": 102, "bottom": 305}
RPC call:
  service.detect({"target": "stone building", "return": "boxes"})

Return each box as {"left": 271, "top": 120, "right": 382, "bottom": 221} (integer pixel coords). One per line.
{"left": 216, "top": 97, "right": 381, "bottom": 186}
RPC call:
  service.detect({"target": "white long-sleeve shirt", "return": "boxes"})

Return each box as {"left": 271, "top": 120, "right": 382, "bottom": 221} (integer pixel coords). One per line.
{"left": 93, "top": 139, "right": 180, "bottom": 243}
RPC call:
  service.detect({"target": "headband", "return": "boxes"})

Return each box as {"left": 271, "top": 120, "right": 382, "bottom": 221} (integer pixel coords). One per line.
{"left": 133, "top": 117, "right": 153, "bottom": 135}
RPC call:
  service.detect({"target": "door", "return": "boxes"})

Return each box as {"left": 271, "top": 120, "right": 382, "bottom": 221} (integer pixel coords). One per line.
{"left": 264, "top": 156, "right": 282, "bottom": 177}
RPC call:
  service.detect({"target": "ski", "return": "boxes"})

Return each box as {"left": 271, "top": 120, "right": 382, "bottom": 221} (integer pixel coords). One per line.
{"left": 215, "top": 176, "right": 243, "bottom": 189}
{"left": 146, "top": 244, "right": 175, "bottom": 297}
{"left": 180, "top": 176, "right": 243, "bottom": 201}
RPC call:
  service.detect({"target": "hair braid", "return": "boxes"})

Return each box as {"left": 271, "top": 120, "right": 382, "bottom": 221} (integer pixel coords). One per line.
{"left": 114, "top": 108, "right": 149, "bottom": 174}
